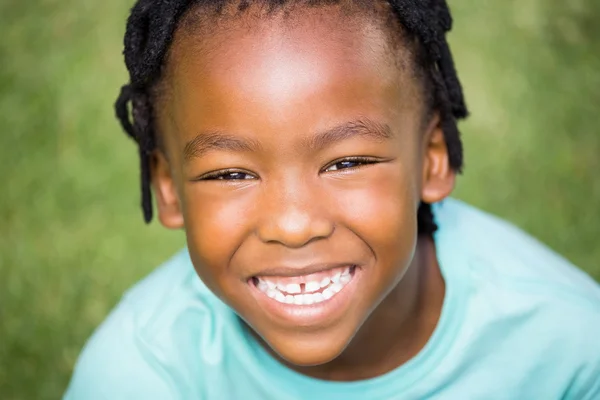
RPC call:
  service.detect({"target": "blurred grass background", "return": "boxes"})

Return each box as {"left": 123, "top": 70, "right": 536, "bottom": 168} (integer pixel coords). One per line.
{"left": 0, "top": 0, "right": 598, "bottom": 398}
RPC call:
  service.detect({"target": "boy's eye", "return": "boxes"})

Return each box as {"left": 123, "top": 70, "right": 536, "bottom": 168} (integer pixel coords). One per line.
{"left": 323, "top": 157, "right": 378, "bottom": 172}
{"left": 194, "top": 157, "right": 379, "bottom": 181}
{"left": 198, "top": 170, "right": 256, "bottom": 181}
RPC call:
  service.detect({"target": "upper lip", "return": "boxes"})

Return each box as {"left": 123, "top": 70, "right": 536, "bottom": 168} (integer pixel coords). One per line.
{"left": 251, "top": 262, "right": 355, "bottom": 278}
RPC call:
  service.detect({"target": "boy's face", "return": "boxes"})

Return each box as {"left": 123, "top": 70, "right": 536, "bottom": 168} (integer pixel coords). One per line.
{"left": 152, "top": 6, "right": 453, "bottom": 366}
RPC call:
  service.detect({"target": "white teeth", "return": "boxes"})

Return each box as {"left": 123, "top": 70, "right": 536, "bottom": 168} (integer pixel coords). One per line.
{"left": 331, "top": 272, "right": 341, "bottom": 283}
{"left": 257, "top": 280, "right": 269, "bottom": 292}
{"left": 275, "top": 291, "right": 285, "bottom": 303}
{"left": 322, "top": 287, "right": 334, "bottom": 300}
{"left": 257, "top": 266, "right": 355, "bottom": 305}
{"left": 265, "top": 280, "right": 276, "bottom": 290}
{"left": 286, "top": 283, "right": 301, "bottom": 294}
{"left": 286, "top": 294, "right": 317, "bottom": 305}
{"left": 305, "top": 281, "right": 321, "bottom": 293}
{"left": 304, "top": 294, "right": 315, "bottom": 305}
{"left": 330, "top": 282, "right": 343, "bottom": 293}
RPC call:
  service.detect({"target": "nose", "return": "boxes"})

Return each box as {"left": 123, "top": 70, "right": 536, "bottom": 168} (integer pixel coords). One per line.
{"left": 256, "top": 178, "right": 334, "bottom": 248}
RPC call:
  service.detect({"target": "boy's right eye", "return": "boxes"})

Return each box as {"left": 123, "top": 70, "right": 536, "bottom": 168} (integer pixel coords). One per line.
{"left": 195, "top": 169, "right": 256, "bottom": 181}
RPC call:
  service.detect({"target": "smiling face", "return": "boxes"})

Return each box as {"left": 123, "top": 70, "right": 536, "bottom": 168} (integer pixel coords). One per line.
{"left": 151, "top": 4, "right": 454, "bottom": 367}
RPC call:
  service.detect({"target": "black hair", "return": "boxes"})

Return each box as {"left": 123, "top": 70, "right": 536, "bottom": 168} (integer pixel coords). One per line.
{"left": 115, "top": 0, "right": 468, "bottom": 235}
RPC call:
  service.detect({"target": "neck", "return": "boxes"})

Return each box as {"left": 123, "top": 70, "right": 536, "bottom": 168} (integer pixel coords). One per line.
{"left": 255, "top": 235, "right": 446, "bottom": 381}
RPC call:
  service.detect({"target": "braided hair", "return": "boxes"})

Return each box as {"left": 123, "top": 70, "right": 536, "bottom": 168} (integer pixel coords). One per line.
{"left": 114, "top": 0, "right": 468, "bottom": 235}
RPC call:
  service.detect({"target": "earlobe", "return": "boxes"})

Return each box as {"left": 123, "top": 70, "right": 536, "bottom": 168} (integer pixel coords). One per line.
{"left": 421, "top": 117, "right": 456, "bottom": 204}
{"left": 151, "top": 151, "right": 185, "bottom": 229}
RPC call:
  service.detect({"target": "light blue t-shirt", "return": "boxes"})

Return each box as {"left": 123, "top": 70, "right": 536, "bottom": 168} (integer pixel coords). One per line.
{"left": 64, "top": 199, "right": 600, "bottom": 399}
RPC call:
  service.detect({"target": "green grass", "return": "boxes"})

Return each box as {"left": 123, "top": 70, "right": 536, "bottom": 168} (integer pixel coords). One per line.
{"left": 1, "top": 0, "right": 598, "bottom": 398}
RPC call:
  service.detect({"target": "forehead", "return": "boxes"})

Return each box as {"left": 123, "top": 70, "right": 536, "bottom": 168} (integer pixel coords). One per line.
{"left": 173, "top": 1, "right": 404, "bottom": 62}
{"left": 171, "top": 5, "right": 403, "bottom": 77}
{"left": 158, "top": 3, "right": 423, "bottom": 148}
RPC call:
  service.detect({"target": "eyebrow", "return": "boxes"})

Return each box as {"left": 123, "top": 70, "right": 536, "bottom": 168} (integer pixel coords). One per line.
{"left": 183, "top": 118, "right": 392, "bottom": 162}
{"left": 304, "top": 118, "right": 393, "bottom": 152}
{"left": 183, "top": 131, "right": 261, "bottom": 163}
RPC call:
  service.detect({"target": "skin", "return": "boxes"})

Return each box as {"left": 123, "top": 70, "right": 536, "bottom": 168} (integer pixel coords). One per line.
{"left": 150, "top": 4, "right": 454, "bottom": 381}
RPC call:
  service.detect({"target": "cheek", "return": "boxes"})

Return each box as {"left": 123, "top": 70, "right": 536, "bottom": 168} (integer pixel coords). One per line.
{"left": 181, "top": 186, "right": 255, "bottom": 293}
{"left": 331, "top": 164, "right": 419, "bottom": 279}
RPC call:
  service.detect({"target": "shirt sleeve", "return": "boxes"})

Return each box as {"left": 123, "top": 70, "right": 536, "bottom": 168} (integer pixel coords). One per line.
{"left": 562, "top": 311, "right": 600, "bottom": 400}
{"left": 564, "top": 359, "right": 600, "bottom": 400}
{"left": 63, "top": 301, "right": 174, "bottom": 400}
{"left": 581, "top": 378, "right": 600, "bottom": 400}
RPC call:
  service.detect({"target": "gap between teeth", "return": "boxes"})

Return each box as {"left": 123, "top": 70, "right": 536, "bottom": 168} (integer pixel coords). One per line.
{"left": 256, "top": 267, "right": 353, "bottom": 305}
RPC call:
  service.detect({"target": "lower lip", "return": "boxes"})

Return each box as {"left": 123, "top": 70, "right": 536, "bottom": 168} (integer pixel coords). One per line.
{"left": 248, "top": 266, "right": 362, "bottom": 327}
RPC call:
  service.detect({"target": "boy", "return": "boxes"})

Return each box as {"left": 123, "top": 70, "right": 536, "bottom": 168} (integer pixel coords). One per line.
{"left": 65, "top": 0, "right": 600, "bottom": 398}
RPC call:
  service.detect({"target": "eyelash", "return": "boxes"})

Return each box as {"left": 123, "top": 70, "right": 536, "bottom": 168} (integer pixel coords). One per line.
{"left": 196, "top": 157, "right": 379, "bottom": 181}
{"left": 198, "top": 169, "right": 256, "bottom": 181}
{"left": 322, "top": 156, "right": 379, "bottom": 173}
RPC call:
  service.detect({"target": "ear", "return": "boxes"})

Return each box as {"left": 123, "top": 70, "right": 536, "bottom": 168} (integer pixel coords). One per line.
{"left": 421, "top": 114, "right": 456, "bottom": 204}
{"left": 151, "top": 150, "right": 185, "bottom": 229}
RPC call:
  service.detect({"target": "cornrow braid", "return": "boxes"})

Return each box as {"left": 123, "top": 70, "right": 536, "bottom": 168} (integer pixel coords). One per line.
{"left": 115, "top": 0, "right": 468, "bottom": 233}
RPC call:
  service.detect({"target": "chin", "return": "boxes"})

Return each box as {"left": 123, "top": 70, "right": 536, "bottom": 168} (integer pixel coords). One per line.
{"left": 261, "top": 326, "right": 356, "bottom": 367}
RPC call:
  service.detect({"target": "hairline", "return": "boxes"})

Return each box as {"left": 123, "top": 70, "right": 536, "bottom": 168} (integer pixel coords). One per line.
{"left": 150, "top": 0, "right": 437, "bottom": 142}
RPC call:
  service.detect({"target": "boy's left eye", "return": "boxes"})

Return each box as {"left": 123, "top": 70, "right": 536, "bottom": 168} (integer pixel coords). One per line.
{"left": 323, "top": 157, "right": 378, "bottom": 172}
{"left": 193, "top": 169, "right": 257, "bottom": 181}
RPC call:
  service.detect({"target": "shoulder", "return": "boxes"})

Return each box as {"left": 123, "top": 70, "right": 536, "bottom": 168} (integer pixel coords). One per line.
{"left": 434, "top": 198, "right": 600, "bottom": 305}
{"left": 434, "top": 199, "right": 600, "bottom": 398}
{"left": 64, "top": 299, "right": 174, "bottom": 399}
{"left": 64, "top": 249, "right": 226, "bottom": 399}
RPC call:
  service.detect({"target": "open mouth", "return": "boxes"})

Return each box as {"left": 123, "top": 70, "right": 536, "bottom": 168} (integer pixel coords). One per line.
{"left": 251, "top": 265, "right": 357, "bottom": 306}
